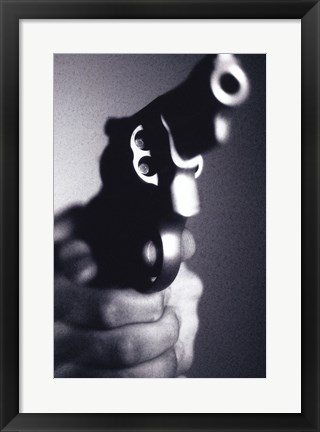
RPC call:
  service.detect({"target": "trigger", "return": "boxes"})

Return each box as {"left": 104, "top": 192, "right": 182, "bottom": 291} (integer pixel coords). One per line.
{"left": 142, "top": 223, "right": 183, "bottom": 293}
{"left": 160, "top": 115, "right": 202, "bottom": 218}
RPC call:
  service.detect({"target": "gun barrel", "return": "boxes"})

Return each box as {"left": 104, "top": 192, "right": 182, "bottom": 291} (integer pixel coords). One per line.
{"left": 134, "top": 54, "right": 250, "bottom": 160}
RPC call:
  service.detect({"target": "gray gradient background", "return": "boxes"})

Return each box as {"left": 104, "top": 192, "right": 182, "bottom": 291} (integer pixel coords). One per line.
{"left": 54, "top": 54, "right": 266, "bottom": 377}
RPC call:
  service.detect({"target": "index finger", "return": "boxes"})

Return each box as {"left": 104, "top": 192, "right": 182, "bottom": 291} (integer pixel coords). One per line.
{"left": 55, "top": 276, "right": 166, "bottom": 329}
{"left": 54, "top": 206, "right": 83, "bottom": 243}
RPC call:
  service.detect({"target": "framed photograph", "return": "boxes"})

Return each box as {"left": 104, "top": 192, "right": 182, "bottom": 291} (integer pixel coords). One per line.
{"left": 0, "top": 1, "right": 319, "bottom": 431}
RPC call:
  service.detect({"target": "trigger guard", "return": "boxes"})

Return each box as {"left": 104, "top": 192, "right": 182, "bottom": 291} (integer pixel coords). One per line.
{"left": 146, "top": 224, "right": 182, "bottom": 293}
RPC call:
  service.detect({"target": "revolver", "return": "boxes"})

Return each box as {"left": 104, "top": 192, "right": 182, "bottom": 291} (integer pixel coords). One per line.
{"left": 79, "top": 54, "right": 250, "bottom": 293}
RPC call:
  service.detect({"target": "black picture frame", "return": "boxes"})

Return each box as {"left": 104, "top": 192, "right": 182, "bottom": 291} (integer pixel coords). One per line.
{"left": 0, "top": 1, "right": 319, "bottom": 431}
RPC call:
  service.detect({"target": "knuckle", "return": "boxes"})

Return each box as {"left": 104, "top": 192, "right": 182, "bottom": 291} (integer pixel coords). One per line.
{"left": 54, "top": 218, "right": 74, "bottom": 244}
{"left": 74, "top": 260, "right": 97, "bottom": 285}
{"left": 59, "top": 240, "right": 91, "bottom": 261}
{"left": 54, "top": 206, "right": 82, "bottom": 243}
{"left": 54, "top": 321, "right": 72, "bottom": 341}
{"left": 116, "top": 336, "right": 137, "bottom": 366}
{"left": 101, "top": 298, "right": 119, "bottom": 328}
{"left": 54, "top": 221, "right": 73, "bottom": 243}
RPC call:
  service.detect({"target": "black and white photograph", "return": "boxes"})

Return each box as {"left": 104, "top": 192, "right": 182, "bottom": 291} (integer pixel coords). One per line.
{"left": 54, "top": 54, "right": 266, "bottom": 378}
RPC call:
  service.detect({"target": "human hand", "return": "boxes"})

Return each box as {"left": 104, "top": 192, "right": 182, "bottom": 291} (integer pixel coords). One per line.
{"left": 54, "top": 207, "right": 203, "bottom": 378}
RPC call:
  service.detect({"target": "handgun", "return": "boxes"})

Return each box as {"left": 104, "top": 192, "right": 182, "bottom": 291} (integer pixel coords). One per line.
{"left": 79, "top": 54, "right": 250, "bottom": 292}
